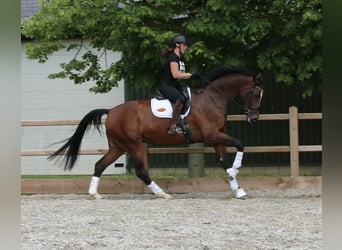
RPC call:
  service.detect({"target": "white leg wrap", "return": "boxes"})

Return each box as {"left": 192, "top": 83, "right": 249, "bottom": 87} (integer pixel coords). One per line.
{"left": 232, "top": 151, "right": 243, "bottom": 168}
{"left": 148, "top": 181, "right": 163, "bottom": 194}
{"left": 229, "top": 178, "right": 239, "bottom": 191}
{"left": 226, "top": 168, "right": 239, "bottom": 191}
{"left": 227, "top": 167, "right": 248, "bottom": 199}
{"left": 148, "top": 181, "right": 172, "bottom": 199}
{"left": 235, "top": 188, "right": 248, "bottom": 199}
{"left": 89, "top": 176, "right": 100, "bottom": 195}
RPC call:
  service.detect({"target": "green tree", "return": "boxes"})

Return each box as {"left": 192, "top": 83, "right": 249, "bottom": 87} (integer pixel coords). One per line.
{"left": 22, "top": 0, "right": 321, "bottom": 96}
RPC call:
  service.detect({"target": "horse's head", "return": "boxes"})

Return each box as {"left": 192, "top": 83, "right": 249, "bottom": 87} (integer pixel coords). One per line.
{"left": 203, "top": 66, "right": 264, "bottom": 123}
{"left": 239, "top": 74, "right": 264, "bottom": 123}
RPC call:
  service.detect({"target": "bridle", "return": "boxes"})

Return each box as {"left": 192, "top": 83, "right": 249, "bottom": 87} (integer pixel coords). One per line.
{"left": 204, "top": 76, "right": 264, "bottom": 115}
{"left": 243, "top": 83, "right": 264, "bottom": 117}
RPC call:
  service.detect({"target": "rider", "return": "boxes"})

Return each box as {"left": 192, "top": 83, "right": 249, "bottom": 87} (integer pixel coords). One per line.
{"left": 159, "top": 34, "right": 193, "bottom": 134}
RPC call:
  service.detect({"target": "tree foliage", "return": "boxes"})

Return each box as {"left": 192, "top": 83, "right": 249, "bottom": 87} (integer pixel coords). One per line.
{"left": 22, "top": 0, "right": 322, "bottom": 96}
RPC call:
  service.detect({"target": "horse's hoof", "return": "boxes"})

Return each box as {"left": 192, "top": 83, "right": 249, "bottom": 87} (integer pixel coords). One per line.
{"left": 156, "top": 192, "right": 173, "bottom": 199}
{"left": 235, "top": 188, "right": 248, "bottom": 199}
{"left": 90, "top": 192, "right": 103, "bottom": 199}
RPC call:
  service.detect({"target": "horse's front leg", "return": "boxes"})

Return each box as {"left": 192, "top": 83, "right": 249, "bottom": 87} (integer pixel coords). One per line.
{"left": 211, "top": 137, "right": 248, "bottom": 199}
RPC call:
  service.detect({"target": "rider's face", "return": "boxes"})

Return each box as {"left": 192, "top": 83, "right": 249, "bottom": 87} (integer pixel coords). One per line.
{"left": 179, "top": 43, "right": 187, "bottom": 53}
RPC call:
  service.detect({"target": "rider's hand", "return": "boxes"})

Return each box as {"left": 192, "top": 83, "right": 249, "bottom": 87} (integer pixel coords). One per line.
{"left": 190, "top": 71, "right": 201, "bottom": 79}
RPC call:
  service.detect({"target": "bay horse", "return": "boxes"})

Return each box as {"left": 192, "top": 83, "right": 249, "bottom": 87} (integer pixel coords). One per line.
{"left": 48, "top": 65, "right": 264, "bottom": 199}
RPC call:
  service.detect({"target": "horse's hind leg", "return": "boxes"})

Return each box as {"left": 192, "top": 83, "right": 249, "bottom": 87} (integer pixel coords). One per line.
{"left": 214, "top": 145, "right": 247, "bottom": 199}
{"left": 89, "top": 146, "right": 124, "bottom": 199}
{"left": 129, "top": 143, "right": 172, "bottom": 199}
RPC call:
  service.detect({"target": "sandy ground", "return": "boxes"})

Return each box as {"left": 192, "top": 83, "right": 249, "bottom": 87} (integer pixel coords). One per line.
{"left": 21, "top": 188, "right": 321, "bottom": 250}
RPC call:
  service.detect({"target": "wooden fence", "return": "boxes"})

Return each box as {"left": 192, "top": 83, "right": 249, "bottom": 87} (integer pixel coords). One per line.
{"left": 21, "top": 106, "right": 322, "bottom": 177}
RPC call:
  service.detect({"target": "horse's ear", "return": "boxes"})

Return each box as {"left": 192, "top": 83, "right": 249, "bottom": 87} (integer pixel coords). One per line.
{"left": 254, "top": 73, "right": 264, "bottom": 86}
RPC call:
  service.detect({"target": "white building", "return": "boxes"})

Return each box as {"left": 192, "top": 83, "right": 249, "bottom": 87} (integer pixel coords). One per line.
{"left": 21, "top": 0, "right": 128, "bottom": 175}
{"left": 21, "top": 41, "right": 127, "bottom": 175}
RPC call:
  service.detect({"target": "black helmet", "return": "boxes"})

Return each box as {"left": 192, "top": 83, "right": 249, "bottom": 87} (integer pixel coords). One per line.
{"left": 172, "top": 34, "right": 187, "bottom": 46}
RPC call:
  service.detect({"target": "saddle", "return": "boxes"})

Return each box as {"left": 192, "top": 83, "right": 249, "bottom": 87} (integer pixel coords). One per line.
{"left": 151, "top": 87, "right": 194, "bottom": 143}
{"left": 151, "top": 87, "right": 191, "bottom": 119}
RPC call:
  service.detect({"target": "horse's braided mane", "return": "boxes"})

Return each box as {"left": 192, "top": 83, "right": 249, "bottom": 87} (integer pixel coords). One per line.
{"left": 206, "top": 65, "right": 254, "bottom": 83}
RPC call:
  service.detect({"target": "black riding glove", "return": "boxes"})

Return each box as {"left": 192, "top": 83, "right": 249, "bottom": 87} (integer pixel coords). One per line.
{"left": 190, "top": 71, "right": 201, "bottom": 79}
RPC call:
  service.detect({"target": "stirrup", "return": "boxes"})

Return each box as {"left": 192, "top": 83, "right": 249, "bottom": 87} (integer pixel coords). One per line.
{"left": 168, "top": 124, "right": 183, "bottom": 134}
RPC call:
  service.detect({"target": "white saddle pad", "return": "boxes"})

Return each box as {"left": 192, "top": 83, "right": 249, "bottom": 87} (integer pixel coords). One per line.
{"left": 151, "top": 88, "right": 191, "bottom": 119}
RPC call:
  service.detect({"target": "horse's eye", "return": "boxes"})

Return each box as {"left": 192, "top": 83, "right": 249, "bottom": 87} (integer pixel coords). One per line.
{"left": 254, "top": 90, "right": 263, "bottom": 98}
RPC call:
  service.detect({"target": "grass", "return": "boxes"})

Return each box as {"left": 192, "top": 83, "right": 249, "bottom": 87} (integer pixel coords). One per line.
{"left": 21, "top": 173, "right": 311, "bottom": 180}
{"left": 21, "top": 166, "right": 321, "bottom": 179}
{"left": 21, "top": 174, "right": 136, "bottom": 179}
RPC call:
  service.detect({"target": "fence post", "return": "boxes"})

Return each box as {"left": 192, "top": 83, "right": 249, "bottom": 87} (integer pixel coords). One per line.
{"left": 289, "top": 106, "right": 299, "bottom": 177}
{"left": 188, "top": 143, "right": 205, "bottom": 177}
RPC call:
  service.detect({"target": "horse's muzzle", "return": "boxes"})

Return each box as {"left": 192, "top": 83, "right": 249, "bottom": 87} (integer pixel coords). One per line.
{"left": 248, "top": 116, "right": 258, "bottom": 123}
{"left": 245, "top": 110, "right": 259, "bottom": 123}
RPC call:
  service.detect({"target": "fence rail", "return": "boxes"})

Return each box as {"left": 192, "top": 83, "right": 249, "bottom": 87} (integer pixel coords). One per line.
{"left": 21, "top": 106, "right": 322, "bottom": 177}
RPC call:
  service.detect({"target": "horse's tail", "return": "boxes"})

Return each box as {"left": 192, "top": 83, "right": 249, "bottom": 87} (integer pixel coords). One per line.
{"left": 48, "top": 109, "right": 109, "bottom": 171}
